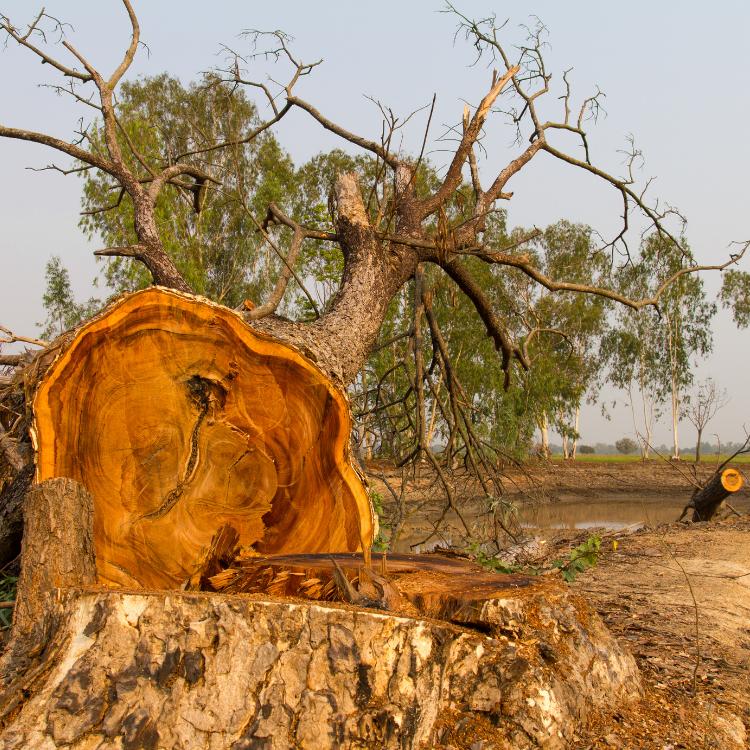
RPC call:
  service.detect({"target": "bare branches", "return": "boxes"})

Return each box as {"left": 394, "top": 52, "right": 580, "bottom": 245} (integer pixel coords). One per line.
{"left": 108, "top": 0, "right": 139, "bottom": 89}
{"left": 244, "top": 223, "right": 305, "bottom": 320}
{"left": 246, "top": 204, "right": 321, "bottom": 319}
{"left": 0, "top": 326, "right": 47, "bottom": 349}
{"left": 418, "top": 65, "right": 519, "bottom": 218}
{"left": 466, "top": 240, "right": 749, "bottom": 313}
{"left": 289, "top": 95, "right": 399, "bottom": 168}
{"left": 0, "top": 124, "right": 116, "bottom": 177}
{"left": 195, "top": 29, "right": 321, "bottom": 162}
{"left": 0, "top": 8, "right": 91, "bottom": 81}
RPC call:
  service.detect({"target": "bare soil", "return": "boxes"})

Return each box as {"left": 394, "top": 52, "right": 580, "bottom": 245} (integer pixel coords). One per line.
{"left": 569, "top": 515, "right": 750, "bottom": 748}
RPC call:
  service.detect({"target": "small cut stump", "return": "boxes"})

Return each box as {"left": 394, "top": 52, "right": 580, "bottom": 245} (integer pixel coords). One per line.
{"left": 0, "top": 289, "right": 641, "bottom": 749}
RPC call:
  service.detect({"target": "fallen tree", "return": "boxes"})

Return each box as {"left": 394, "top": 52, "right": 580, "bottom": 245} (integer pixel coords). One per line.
{"left": 0, "top": 2, "right": 747, "bottom": 746}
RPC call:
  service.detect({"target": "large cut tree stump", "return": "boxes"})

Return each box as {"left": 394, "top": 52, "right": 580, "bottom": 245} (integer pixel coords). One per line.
{"left": 0, "top": 288, "right": 643, "bottom": 749}
{"left": 32, "top": 287, "right": 374, "bottom": 588}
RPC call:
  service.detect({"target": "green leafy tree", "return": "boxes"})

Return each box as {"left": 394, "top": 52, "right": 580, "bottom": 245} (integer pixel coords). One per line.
{"left": 615, "top": 437, "right": 637, "bottom": 455}
{"left": 602, "top": 236, "right": 714, "bottom": 458}
{"left": 40, "top": 256, "right": 100, "bottom": 339}
{"left": 640, "top": 236, "right": 714, "bottom": 458}
{"left": 79, "top": 74, "right": 298, "bottom": 308}
{"left": 720, "top": 269, "right": 750, "bottom": 328}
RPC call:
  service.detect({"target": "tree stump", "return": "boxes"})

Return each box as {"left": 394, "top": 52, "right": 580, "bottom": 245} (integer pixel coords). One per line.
{"left": 681, "top": 467, "right": 745, "bottom": 522}
{"left": 0, "top": 288, "right": 643, "bottom": 748}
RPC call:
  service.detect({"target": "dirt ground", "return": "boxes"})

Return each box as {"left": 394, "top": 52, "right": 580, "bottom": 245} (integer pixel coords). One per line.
{"left": 568, "top": 516, "right": 750, "bottom": 749}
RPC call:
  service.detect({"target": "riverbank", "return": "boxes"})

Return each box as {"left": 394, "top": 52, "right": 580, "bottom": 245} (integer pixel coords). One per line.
{"left": 369, "top": 460, "right": 750, "bottom": 746}
{"left": 367, "top": 459, "right": 750, "bottom": 551}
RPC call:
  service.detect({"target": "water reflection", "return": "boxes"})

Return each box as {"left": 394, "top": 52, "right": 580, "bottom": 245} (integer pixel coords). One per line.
{"left": 392, "top": 491, "right": 750, "bottom": 551}
{"left": 518, "top": 492, "right": 750, "bottom": 530}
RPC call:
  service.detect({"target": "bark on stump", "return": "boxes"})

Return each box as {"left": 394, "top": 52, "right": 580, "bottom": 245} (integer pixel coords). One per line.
{"left": 0, "top": 288, "right": 643, "bottom": 748}
{"left": 0, "top": 585, "right": 639, "bottom": 750}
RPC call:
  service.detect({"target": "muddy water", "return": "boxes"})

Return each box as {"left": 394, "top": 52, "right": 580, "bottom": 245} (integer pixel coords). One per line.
{"left": 392, "top": 490, "right": 750, "bottom": 552}
{"left": 520, "top": 491, "right": 750, "bottom": 530}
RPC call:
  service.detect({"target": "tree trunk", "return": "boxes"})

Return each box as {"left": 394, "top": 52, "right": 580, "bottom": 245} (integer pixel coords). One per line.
{"left": 539, "top": 415, "right": 550, "bottom": 458}
{"left": 681, "top": 468, "right": 744, "bottom": 522}
{"left": 571, "top": 405, "right": 580, "bottom": 460}
{"left": 671, "top": 385, "right": 680, "bottom": 460}
{"left": 695, "top": 428, "right": 703, "bottom": 463}
{"left": 12, "top": 478, "right": 96, "bottom": 636}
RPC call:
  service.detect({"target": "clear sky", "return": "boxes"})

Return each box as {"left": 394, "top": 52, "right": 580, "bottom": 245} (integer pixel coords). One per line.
{"left": 1, "top": 1, "right": 748, "bottom": 447}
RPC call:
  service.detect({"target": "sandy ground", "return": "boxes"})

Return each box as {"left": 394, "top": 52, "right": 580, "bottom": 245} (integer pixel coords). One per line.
{"left": 561, "top": 516, "right": 750, "bottom": 748}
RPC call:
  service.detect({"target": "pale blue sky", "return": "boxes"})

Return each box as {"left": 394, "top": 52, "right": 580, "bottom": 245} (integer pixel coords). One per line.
{"left": 1, "top": 1, "right": 748, "bottom": 446}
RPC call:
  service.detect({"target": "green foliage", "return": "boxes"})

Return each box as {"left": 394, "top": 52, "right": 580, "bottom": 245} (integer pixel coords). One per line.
{"left": 615, "top": 437, "right": 637, "bottom": 455}
{"left": 40, "top": 256, "right": 101, "bottom": 339}
{"left": 369, "top": 489, "right": 390, "bottom": 552}
{"left": 466, "top": 543, "right": 524, "bottom": 574}
{"left": 720, "top": 269, "right": 750, "bottom": 328}
{"left": 601, "top": 235, "right": 715, "bottom": 426}
{"left": 552, "top": 534, "right": 601, "bottom": 582}
{"left": 79, "top": 74, "right": 298, "bottom": 308}
{"left": 578, "top": 445, "right": 595, "bottom": 454}
{"left": 0, "top": 574, "right": 17, "bottom": 630}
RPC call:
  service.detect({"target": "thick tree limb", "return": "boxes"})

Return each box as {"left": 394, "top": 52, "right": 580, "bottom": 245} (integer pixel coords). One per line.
{"left": 441, "top": 259, "right": 528, "bottom": 385}
{"left": 245, "top": 226, "right": 305, "bottom": 320}
{"left": 418, "top": 65, "right": 519, "bottom": 218}
{"left": 0, "top": 326, "right": 47, "bottom": 348}
{"left": 0, "top": 125, "right": 116, "bottom": 177}
{"left": 469, "top": 240, "right": 749, "bottom": 312}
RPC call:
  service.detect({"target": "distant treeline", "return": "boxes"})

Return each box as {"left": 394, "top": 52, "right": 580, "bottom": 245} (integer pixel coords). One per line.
{"left": 548, "top": 440, "right": 746, "bottom": 456}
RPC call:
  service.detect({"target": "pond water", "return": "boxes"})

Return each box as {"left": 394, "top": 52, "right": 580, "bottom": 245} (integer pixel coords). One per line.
{"left": 519, "top": 491, "right": 750, "bottom": 530}
{"left": 392, "top": 491, "right": 750, "bottom": 552}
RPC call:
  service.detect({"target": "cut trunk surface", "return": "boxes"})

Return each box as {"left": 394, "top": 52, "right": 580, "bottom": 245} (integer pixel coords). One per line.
{"left": 690, "top": 467, "right": 744, "bottom": 522}
{"left": 32, "top": 287, "right": 373, "bottom": 589}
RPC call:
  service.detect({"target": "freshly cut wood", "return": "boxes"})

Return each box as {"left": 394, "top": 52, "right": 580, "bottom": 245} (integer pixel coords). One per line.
{"left": 203, "top": 550, "right": 539, "bottom": 623}
{"left": 32, "top": 287, "right": 374, "bottom": 589}
{"left": 680, "top": 467, "right": 745, "bottom": 522}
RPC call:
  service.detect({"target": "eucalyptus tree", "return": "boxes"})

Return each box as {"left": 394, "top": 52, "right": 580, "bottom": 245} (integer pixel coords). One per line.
{"left": 721, "top": 269, "right": 750, "bottom": 328}
{"left": 638, "top": 235, "right": 715, "bottom": 459}
{"left": 79, "top": 73, "right": 298, "bottom": 308}
{"left": 39, "top": 256, "right": 100, "bottom": 340}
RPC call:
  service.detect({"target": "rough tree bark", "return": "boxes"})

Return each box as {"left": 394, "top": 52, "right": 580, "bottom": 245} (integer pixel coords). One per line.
{"left": 679, "top": 467, "right": 744, "bottom": 522}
